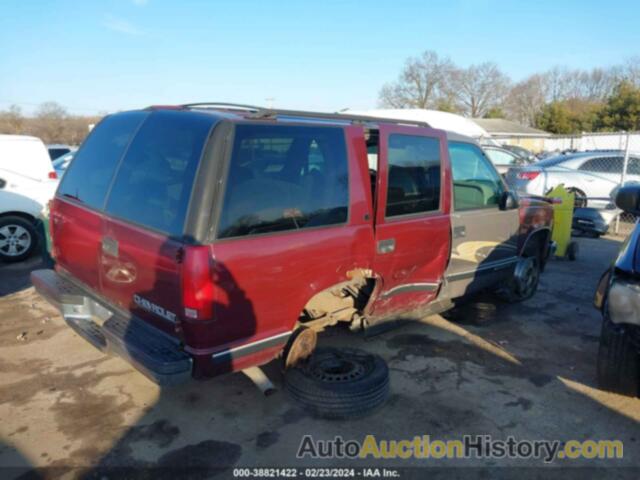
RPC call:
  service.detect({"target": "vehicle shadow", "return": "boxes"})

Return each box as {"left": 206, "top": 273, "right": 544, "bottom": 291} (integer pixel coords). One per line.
{"left": 0, "top": 255, "right": 48, "bottom": 297}
{"left": 82, "top": 241, "right": 260, "bottom": 477}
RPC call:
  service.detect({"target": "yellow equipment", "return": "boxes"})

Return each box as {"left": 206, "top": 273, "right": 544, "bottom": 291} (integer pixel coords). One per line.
{"left": 548, "top": 185, "right": 578, "bottom": 260}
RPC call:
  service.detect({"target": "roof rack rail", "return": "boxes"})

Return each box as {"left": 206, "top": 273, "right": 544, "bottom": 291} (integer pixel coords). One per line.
{"left": 181, "top": 102, "right": 265, "bottom": 112}
{"left": 257, "top": 108, "right": 432, "bottom": 129}
{"left": 181, "top": 103, "right": 432, "bottom": 129}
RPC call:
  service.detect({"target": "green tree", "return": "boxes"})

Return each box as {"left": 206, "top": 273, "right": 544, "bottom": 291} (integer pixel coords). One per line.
{"left": 596, "top": 81, "right": 640, "bottom": 131}
{"left": 483, "top": 107, "right": 505, "bottom": 119}
{"left": 535, "top": 102, "right": 573, "bottom": 133}
{"left": 535, "top": 100, "right": 603, "bottom": 134}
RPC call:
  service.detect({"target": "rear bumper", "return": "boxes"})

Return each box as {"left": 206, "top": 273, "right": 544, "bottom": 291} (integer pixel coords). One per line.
{"left": 31, "top": 269, "right": 192, "bottom": 386}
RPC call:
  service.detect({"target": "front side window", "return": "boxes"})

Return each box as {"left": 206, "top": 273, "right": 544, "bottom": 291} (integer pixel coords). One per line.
{"left": 57, "top": 112, "right": 148, "bottom": 210}
{"left": 105, "top": 111, "right": 213, "bottom": 236}
{"left": 218, "top": 124, "right": 349, "bottom": 239}
{"left": 449, "top": 141, "right": 504, "bottom": 211}
{"left": 385, "top": 134, "right": 441, "bottom": 217}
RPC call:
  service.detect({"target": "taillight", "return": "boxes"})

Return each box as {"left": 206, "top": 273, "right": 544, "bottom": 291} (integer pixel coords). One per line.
{"left": 182, "top": 246, "right": 214, "bottom": 321}
{"left": 48, "top": 171, "right": 58, "bottom": 179}
{"left": 48, "top": 200, "right": 56, "bottom": 259}
{"left": 517, "top": 171, "right": 540, "bottom": 181}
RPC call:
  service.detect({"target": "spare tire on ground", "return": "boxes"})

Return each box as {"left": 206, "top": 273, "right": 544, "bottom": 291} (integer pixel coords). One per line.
{"left": 284, "top": 347, "right": 389, "bottom": 419}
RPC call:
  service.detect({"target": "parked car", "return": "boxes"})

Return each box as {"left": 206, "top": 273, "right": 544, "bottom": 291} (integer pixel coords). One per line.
{"left": 500, "top": 144, "right": 538, "bottom": 163}
{"left": 31, "top": 104, "right": 553, "bottom": 390}
{"left": 506, "top": 150, "right": 640, "bottom": 208}
{"left": 594, "top": 184, "right": 640, "bottom": 397}
{"left": 47, "top": 144, "right": 76, "bottom": 160}
{"left": 0, "top": 134, "right": 58, "bottom": 262}
{"left": 483, "top": 145, "right": 534, "bottom": 175}
{"left": 52, "top": 151, "right": 74, "bottom": 177}
{"left": 572, "top": 207, "right": 619, "bottom": 238}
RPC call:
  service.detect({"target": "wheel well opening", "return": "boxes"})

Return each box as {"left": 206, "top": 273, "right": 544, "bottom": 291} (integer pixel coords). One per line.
{"left": 298, "top": 270, "right": 377, "bottom": 332}
{"left": 0, "top": 211, "right": 38, "bottom": 224}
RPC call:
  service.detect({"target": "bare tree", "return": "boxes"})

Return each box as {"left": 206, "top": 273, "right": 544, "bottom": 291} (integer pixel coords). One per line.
{"left": 32, "top": 102, "right": 69, "bottom": 144}
{"left": 503, "top": 74, "right": 550, "bottom": 126}
{"left": 578, "top": 68, "right": 617, "bottom": 101}
{"left": 0, "top": 105, "right": 25, "bottom": 134}
{"left": 619, "top": 56, "right": 640, "bottom": 87}
{"left": 451, "top": 62, "right": 510, "bottom": 117}
{"left": 378, "top": 50, "right": 456, "bottom": 109}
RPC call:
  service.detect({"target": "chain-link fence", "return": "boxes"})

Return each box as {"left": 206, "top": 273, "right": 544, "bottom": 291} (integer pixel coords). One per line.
{"left": 498, "top": 131, "right": 640, "bottom": 238}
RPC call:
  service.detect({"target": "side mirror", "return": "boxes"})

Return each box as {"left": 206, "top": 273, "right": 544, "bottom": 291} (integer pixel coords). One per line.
{"left": 0, "top": 178, "right": 5, "bottom": 189}
{"left": 500, "top": 190, "right": 519, "bottom": 210}
{"left": 615, "top": 185, "right": 640, "bottom": 215}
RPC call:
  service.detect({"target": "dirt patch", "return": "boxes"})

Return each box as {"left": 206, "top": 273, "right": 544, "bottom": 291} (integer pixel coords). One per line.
{"left": 0, "top": 291, "right": 64, "bottom": 347}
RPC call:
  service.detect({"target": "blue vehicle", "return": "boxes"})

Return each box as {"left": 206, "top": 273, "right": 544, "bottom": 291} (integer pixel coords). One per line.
{"left": 594, "top": 185, "right": 640, "bottom": 396}
{"left": 52, "top": 151, "right": 74, "bottom": 177}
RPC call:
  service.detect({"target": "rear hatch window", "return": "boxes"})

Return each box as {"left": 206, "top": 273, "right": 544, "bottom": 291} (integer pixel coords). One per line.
{"left": 105, "top": 111, "right": 214, "bottom": 237}
{"left": 57, "top": 112, "right": 149, "bottom": 209}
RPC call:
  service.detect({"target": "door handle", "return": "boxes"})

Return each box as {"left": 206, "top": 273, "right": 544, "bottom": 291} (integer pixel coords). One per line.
{"left": 377, "top": 238, "right": 395, "bottom": 254}
{"left": 102, "top": 236, "right": 119, "bottom": 257}
{"left": 453, "top": 226, "right": 466, "bottom": 238}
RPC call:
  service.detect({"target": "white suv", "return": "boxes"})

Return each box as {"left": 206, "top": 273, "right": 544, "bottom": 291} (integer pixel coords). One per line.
{"left": 0, "top": 134, "right": 58, "bottom": 262}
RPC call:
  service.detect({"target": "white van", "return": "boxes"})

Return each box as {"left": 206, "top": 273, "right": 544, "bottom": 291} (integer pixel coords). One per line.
{"left": 0, "top": 134, "right": 58, "bottom": 262}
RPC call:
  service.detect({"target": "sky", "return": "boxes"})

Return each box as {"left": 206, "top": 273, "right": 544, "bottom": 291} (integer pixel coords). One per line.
{"left": 1, "top": 0, "right": 639, "bottom": 116}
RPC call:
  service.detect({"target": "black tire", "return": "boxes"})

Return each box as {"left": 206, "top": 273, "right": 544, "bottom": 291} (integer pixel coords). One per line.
{"left": 0, "top": 216, "right": 39, "bottom": 263}
{"left": 597, "top": 315, "right": 640, "bottom": 397}
{"left": 496, "top": 255, "right": 541, "bottom": 303}
{"left": 284, "top": 347, "right": 389, "bottom": 419}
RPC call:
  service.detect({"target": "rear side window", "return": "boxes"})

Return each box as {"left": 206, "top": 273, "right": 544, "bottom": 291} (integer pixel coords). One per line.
{"left": 105, "top": 111, "right": 213, "bottom": 236}
{"left": 57, "top": 112, "right": 148, "bottom": 209}
{"left": 386, "top": 134, "right": 441, "bottom": 217}
{"left": 449, "top": 142, "right": 504, "bottom": 211}
{"left": 579, "top": 156, "right": 623, "bottom": 173}
{"left": 218, "top": 124, "right": 349, "bottom": 239}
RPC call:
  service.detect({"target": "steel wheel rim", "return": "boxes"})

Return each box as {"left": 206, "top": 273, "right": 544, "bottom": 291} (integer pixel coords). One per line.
{"left": 0, "top": 224, "right": 31, "bottom": 256}
{"left": 306, "top": 350, "right": 370, "bottom": 383}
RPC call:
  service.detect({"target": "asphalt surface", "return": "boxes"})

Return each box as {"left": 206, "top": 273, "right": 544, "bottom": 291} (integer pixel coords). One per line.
{"left": 0, "top": 237, "right": 639, "bottom": 478}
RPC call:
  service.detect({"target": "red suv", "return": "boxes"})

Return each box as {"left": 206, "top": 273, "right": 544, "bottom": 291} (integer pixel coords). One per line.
{"left": 32, "top": 104, "right": 553, "bottom": 385}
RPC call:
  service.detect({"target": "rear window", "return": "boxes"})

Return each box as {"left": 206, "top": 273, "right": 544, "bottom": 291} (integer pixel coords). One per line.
{"left": 218, "top": 124, "right": 349, "bottom": 239}
{"left": 105, "top": 111, "right": 213, "bottom": 236}
{"left": 536, "top": 156, "right": 572, "bottom": 168}
{"left": 48, "top": 148, "right": 69, "bottom": 160}
{"left": 57, "top": 112, "right": 148, "bottom": 209}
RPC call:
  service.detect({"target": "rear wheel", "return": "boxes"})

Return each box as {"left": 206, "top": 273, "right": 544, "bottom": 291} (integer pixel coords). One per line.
{"left": 496, "top": 255, "right": 541, "bottom": 303}
{"left": 597, "top": 315, "right": 640, "bottom": 397}
{"left": 0, "top": 216, "right": 38, "bottom": 263}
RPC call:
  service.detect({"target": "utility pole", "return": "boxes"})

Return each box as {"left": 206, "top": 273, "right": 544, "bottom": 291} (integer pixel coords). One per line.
{"left": 615, "top": 132, "right": 632, "bottom": 234}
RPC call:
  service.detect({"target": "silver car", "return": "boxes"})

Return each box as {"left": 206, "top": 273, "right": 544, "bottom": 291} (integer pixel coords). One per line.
{"left": 483, "top": 145, "right": 534, "bottom": 175}
{"left": 505, "top": 150, "right": 640, "bottom": 207}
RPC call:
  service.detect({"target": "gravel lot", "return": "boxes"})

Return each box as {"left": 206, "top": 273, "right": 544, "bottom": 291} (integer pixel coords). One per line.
{"left": 0, "top": 237, "right": 639, "bottom": 478}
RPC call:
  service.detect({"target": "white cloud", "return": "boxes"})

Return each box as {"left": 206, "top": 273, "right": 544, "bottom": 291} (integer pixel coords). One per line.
{"left": 103, "top": 15, "right": 143, "bottom": 35}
